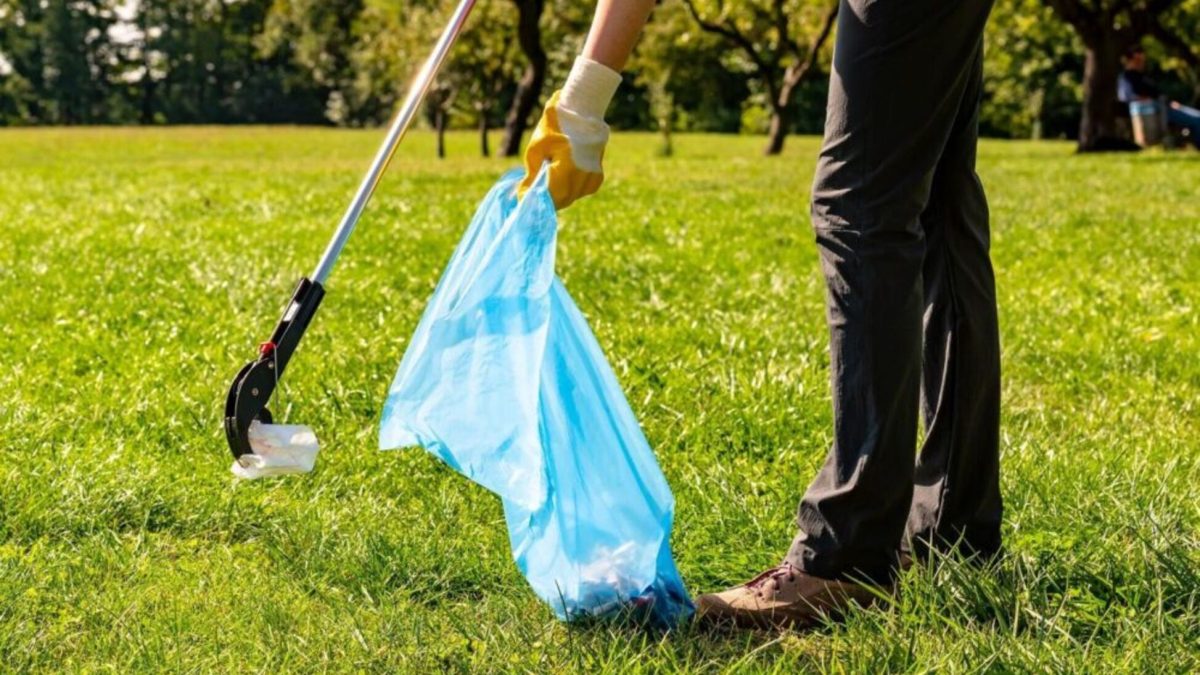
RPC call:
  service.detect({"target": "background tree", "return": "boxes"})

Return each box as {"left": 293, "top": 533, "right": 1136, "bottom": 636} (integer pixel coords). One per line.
{"left": 983, "top": 0, "right": 1083, "bottom": 139}
{"left": 632, "top": 0, "right": 751, "bottom": 150}
{"left": 492, "top": 0, "right": 591, "bottom": 156}
{"left": 137, "top": 0, "right": 230, "bottom": 123}
{"left": 258, "top": 0, "right": 366, "bottom": 124}
{"left": 0, "top": 0, "right": 122, "bottom": 124}
{"left": 679, "top": 0, "right": 837, "bottom": 155}
{"left": 1041, "top": 0, "right": 1195, "bottom": 151}
{"left": 498, "top": 0, "right": 544, "bottom": 157}
{"left": 0, "top": 0, "right": 52, "bottom": 124}
{"left": 133, "top": 0, "right": 322, "bottom": 124}
{"left": 448, "top": 0, "right": 522, "bottom": 157}
{"left": 348, "top": 0, "right": 519, "bottom": 156}
{"left": 1150, "top": 0, "right": 1198, "bottom": 101}
{"left": 2, "top": 0, "right": 1197, "bottom": 146}
{"left": 348, "top": 0, "right": 441, "bottom": 127}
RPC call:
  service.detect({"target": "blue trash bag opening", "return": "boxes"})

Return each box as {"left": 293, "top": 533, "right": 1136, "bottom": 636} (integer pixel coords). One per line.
{"left": 379, "top": 168, "right": 692, "bottom": 626}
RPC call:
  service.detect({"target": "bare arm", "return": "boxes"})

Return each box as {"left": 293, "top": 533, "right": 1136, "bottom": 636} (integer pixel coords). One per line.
{"left": 581, "top": 0, "right": 656, "bottom": 71}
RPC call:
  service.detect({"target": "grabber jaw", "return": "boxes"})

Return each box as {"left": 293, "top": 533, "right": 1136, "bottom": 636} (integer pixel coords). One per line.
{"left": 224, "top": 277, "right": 325, "bottom": 460}
{"left": 224, "top": 356, "right": 276, "bottom": 459}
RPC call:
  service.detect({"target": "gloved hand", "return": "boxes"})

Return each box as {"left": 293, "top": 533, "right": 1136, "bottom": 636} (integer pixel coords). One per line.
{"left": 519, "top": 56, "right": 622, "bottom": 210}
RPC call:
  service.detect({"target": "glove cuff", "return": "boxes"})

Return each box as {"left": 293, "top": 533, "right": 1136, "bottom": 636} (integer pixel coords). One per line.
{"left": 559, "top": 56, "right": 622, "bottom": 120}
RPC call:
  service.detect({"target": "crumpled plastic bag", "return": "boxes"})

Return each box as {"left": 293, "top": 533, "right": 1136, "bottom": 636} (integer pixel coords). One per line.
{"left": 379, "top": 168, "right": 692, "bottom": 626}
{"left": 231, "top": 421, "right": 319, "bottom": 479}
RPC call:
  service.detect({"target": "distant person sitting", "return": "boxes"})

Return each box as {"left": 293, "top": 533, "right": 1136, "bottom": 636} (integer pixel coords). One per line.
{"left": 1119, "top": 46, "right": 1200, "bottom": 149}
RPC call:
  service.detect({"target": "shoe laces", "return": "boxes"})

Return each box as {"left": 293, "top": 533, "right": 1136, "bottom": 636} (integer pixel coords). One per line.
{"left": 747, "top": 563, "right": 799, "bottom": 598}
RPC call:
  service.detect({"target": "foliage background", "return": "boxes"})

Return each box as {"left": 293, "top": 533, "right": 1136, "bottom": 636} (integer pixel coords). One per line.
{"left": 0, "top": 0, "right": 1196, "bottom": 140}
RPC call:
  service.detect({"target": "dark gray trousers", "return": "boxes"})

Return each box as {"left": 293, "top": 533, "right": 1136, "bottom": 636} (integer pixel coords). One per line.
{"left": 787, "top": 0, "right": 1002, "bottom": 583}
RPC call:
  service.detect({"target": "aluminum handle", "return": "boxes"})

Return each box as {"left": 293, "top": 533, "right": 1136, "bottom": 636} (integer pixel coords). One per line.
{"left": 312, "top": 0, "right": 479, "bottom": 285}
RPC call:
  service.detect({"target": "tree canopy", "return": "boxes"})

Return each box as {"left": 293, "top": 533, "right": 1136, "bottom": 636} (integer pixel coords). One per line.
{"left": 0, "top": 0, "right": 1196, "bottom": 151}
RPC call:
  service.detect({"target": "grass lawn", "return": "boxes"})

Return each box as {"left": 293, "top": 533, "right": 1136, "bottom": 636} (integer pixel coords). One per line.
{"left": 0, "top": 127, "right": 1197, "bottom": 672}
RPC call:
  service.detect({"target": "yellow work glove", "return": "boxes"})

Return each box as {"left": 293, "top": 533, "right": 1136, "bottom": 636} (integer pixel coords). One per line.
{"left": 519, "top": 56, "right": 622, "bottom": 210}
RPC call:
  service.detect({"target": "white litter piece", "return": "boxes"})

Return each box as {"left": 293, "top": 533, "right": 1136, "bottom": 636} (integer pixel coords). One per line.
{"left": 230, "top": 420, "right": 319, "bottom": 479}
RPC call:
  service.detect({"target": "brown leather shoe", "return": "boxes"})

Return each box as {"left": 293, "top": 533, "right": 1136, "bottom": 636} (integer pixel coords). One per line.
{"left": 695, "top": 563, "right": 887, "bottom": 630}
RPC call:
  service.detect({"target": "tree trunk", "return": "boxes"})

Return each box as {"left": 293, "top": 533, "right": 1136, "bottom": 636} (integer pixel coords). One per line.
{"left": 763, "top": 59, "right": 813, "bottom": 155}
{"left": 765, "top": 102, "right": 789, "bottom": 155}
{"left": 436, "top": 107, "right": 447, "bottom": 159}
{"left": 648, "top": 78, "right": 674, "bottom": 157}
{"left": 659, "top": 118, "right": 673, "bottom": 158}
{"left": 1077, "top": 34, "right": 1127, "bottom": 151}
{"left": 140, "top": 76, "right": 156, "bottom": 125}
{"left": 479, "top": 110, "right": 490, "bottom": 157}
{"left": 500, "top": 0, "right": 546, "bottom": 157}
{"left": 137, "top": 8, "right": 156, "bottom": 125}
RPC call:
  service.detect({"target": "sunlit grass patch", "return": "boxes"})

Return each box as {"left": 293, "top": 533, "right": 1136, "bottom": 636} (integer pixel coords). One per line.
{"left": 0, "top": 128, "right": 1197, "bottom": 671}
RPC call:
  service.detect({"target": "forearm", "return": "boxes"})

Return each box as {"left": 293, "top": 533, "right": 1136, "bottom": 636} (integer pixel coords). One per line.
{"left": 558, "top": 0, "right": 653, "bottom": 118}
{"left": 580, "top": 0, "right": 655, "bottom": 72}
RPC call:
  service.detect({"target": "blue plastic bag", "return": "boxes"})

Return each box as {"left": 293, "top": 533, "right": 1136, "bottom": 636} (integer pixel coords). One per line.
{"left": 379, "top": 168, "right": 692, "bottom": 625}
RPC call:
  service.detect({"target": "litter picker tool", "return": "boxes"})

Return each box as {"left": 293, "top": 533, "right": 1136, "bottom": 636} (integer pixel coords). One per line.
{"left": 223, "top": 0, "right": 478, "bottom": 473}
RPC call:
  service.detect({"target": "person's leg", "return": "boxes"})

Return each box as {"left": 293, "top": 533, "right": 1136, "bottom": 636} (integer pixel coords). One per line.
{"left": 1166, "top": 104, "right": 1200, "bottom": 148}
{"left": 695, "top": 0, "right": 998, "bottom": 629}
{"left": 905, "top": 43, "right": 1003, "bottom": 561}
{"left": 787, "top": 0, "right": 996, "bottom": 584}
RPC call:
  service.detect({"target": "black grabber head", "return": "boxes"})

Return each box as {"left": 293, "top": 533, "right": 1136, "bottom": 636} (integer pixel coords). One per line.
{"left": 224, "top": 277, "right": 325, "bottom": 459}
